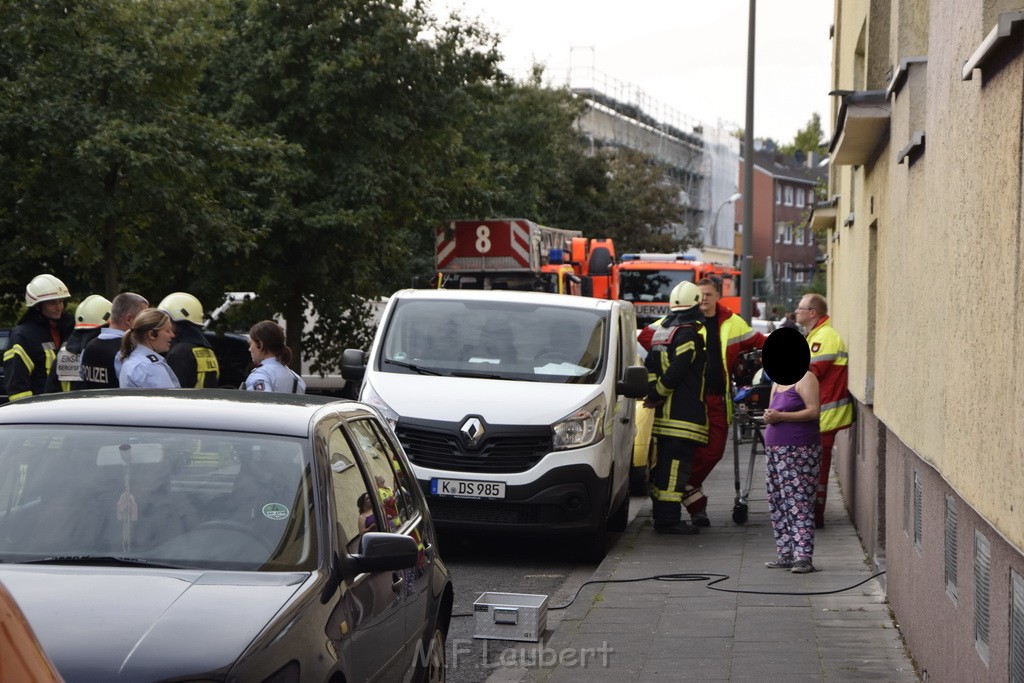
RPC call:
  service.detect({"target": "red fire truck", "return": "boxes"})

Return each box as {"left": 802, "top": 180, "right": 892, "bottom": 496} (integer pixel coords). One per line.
{"left": 435, "top": 219, "right": 616, "bottom": 297}
{"left": 612, "top": 254, "right": 743, "bottom": 327}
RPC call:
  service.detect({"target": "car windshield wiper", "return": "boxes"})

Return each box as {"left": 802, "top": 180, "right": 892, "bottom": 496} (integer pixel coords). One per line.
{"left": 384, "top": 359, "right": 442, "bottom": 375}
{"left": 19, "top": 555, "right": 185, "bottom": 569}
{"left": 448, "top": 370, "right": 536, "bottom": 381}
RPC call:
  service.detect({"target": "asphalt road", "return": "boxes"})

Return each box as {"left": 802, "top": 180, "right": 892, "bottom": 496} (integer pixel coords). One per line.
{"left": 440, "top": 498, "right": 644, "bottom": 683}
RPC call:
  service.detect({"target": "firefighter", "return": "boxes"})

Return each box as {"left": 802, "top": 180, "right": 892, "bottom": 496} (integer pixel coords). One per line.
{"left": 643, "top": 281, "right": 709, "bottom": 535}
{"left": 637, "top": 277, "right": 767, "bottom": 526}
{"left": 3, "top": 274, "right": 74, "bottom": 401}
{"left": 794, "top": 293, "right": 853, "bottom": 528}
{"left": 157, "top": 292, "right": 220, "bottom": 388}
{"left": 79, "top": 292, "right": 149, "bottom": 389}
{"left": 45, "top": 294, "right": 112, "bottom": 393}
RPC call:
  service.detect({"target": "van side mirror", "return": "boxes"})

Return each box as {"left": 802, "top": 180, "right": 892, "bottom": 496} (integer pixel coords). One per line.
{"left": 341, "top": 348, "right": 366, "bottom": 381}
{"left": 617, "top": 365, "right": 647, "bottom": 399}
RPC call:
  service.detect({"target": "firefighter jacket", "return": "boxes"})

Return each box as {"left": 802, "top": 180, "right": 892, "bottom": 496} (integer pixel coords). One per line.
{"left": 644, "top": 317, "right": 709, "bottom": 444}
{"left": 3, "top": 308, "right": 74, "bottom": 401}
{"left": 79, "top": 329, "right": 125, "bottom": 389}
{"left": 700, "top": 305, "right": 766, "bottom": 424}
{"left": 806, "top": 316, "right": 853, "bottom": 434}
{"left": 639, "top": 307, "right": 765, "bottom": 425}
{"left": 45, "top": 327, "right": 103, "bottom": 393}
{"left": 165, "top": 322, "right": 220, "bottom": 388}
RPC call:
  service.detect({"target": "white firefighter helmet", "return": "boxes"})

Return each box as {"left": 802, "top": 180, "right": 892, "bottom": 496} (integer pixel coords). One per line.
{"left": 669, "top": 281, "right": 701, "bottom": 312}
{"left": 74, "top": 294, "right": 113, "bottom": 329}
{"left": 158, "top": 292, "right": 205, "bottom": 325}
{"left": 25, "top": 274, "right": 71, "bottom": 307}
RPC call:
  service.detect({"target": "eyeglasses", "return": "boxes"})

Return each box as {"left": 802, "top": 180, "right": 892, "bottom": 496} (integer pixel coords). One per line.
{"left": 795, "top": 306, "right": 812, "bottom": 311}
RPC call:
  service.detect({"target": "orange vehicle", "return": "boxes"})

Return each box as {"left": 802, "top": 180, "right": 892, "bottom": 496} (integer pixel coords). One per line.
{"left": 435, "top": 219, "right": 616, "bottom": 297}
{"left": 0, "top": 582, "right": 62, "bottom": 682}
{"left": 612, "top": 254, "right": 743, "bottom": 327}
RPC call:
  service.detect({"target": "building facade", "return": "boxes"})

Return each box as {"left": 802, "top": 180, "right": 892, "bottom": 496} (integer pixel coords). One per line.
{"left": 736, "top": 149, "right": 823, "bottom": 311}
{"left": 822, "top": 1, "right": 1024, "bottom": 679}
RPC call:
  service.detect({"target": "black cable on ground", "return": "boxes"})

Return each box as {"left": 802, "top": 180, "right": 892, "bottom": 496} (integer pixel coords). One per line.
{"left": 450, "top": 570, "right": 887, "bottom": 618}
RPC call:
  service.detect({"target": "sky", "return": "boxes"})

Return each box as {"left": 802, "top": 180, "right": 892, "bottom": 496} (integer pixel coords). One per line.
{"left": 428, "top": 1, "right": 835, "bottom": 145}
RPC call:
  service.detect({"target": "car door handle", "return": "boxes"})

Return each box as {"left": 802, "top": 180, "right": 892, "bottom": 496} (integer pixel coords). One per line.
{"left": 392, "top": 573, "right": 404, "bottom": 593}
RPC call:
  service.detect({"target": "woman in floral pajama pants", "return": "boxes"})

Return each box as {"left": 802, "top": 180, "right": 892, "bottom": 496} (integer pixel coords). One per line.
{"left": 761, "top": 370, "right": 821, "bottom": 574}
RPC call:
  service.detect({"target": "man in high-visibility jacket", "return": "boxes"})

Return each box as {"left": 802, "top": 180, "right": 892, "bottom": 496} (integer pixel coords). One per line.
{"left": 637, "top": 278, "right": 766, "bottom": 525}
{"left": 643, "top": 281, "right": 708, "bottom": 535}
{"left": 795, "top": 293, "right": 854, "bottom": 528}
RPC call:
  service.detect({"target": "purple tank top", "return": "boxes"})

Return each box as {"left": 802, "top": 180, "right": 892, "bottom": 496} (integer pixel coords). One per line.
{"left": 763, "top": 386, "right": 821, "bottom": 447}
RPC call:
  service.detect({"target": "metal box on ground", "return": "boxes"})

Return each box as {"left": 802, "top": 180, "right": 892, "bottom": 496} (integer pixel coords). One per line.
{"left": 473, "top": 592, "right": 548, "bottom": 642}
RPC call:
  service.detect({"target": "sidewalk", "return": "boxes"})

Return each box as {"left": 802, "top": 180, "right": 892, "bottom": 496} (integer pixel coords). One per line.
{"left": 489, "top": 433, "right": 919, "bottom": 682}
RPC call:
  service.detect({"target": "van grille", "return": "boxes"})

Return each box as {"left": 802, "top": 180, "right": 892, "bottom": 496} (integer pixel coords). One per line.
{"left": 396, "top": 420, "right": 552, "bottom": 474}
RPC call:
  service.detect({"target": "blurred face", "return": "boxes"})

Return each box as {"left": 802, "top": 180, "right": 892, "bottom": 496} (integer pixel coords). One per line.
{"left": 147, "top": 320, "right": 175, "bottom": 354}
{"left": 39, "top": 299, "right": 65, "bottom": 321}
{"left": 698, "top": 284, "right": 719, "bottom": 317}
{"left": 795, "top": 297, "right": 816, "bottom": 328}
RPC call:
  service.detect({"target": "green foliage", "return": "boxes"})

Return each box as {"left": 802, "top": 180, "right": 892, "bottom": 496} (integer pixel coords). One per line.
{"left": 781, "top": 113, "right": 827, "bottom": 157}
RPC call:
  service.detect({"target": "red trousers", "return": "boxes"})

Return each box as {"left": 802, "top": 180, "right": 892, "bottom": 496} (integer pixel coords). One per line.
{"left": 684, "top": 394, "right": 728, "bottom": 515}
{"left": 814, "top": 430, "right": 837, "bottom": 527}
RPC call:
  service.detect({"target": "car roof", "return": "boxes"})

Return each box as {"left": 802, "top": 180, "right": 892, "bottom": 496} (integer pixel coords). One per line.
{"left": 0, "top": 390, "right": 373, "bottom": 437}
{"left": 391, "top": 288, "right": 616, "bottom": 311}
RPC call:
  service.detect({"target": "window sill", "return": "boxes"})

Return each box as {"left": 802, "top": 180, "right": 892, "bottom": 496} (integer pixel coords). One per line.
{"left": 962, "top": 9, "right": 1024, "bottom": 81}
{"left": 897, "top": 130, "right": 926, "bottom": 165}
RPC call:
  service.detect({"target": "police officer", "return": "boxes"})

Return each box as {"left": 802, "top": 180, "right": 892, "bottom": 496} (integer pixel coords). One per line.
{"left": 643, "top": 281, "right": 709, "bottom": 535}
{"left": 242, "top": 320, "right": 306, "bottom": 393}
{"left": 45, "top": 294, "right": 112, "bottom": 393}
{"left": 157, "top": 292, "right": 220, "bottom": 388}
{"left": 118, "top": 308, "right": 180, "bottom": 388}
{"left": 3, "top": 274, "right": 75, "bottom": 401}
{"left": 79, "top": 292, "right": 149, "bottom": 389}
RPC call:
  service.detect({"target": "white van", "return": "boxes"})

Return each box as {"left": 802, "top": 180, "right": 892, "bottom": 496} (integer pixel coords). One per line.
{"left": 341, "top": 289, "right": 647, "bottom": 559}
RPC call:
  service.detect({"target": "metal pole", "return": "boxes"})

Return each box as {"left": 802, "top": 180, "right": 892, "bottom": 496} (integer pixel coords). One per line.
{"left": 740, "top": 0, "right": 756, "bottom": 323}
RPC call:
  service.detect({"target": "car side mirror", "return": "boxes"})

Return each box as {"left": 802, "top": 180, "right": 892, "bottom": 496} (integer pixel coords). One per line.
{"left": 349, "top": 532, "right": 418, "bottom": 575}
{"left": 617, "top": 365, "right": 647, "bottom": 399}
{"left": 341, "top": 349, "right": 366, "bottom": 381}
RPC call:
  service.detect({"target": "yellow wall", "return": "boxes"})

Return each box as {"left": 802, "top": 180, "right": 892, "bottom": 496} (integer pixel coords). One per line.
{"left": 830, "top": 0, "right": 1024, "bottom": 548}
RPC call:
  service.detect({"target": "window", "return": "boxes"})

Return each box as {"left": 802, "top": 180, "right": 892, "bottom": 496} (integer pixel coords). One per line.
{"left": 348, "top": 418, "right": 420, "bottom": 533}
{"left": 795, "top": 269, "right": 805, "bottom": 284}
{"left": 784, "top": 186, "right": 794, "bottom": 206}
{"left": 329, "top": 426, "right": 377, "bottom": 548}
{"left": 783, "top": 262, "right": 793, "bottom": 281}
{"left": 776, "top": 223, "right": 786, "bottom": 243}
{"left": 795, "top": 226, "right": 805, "bottom": 245}
{"left": 775, "top": 185, "right": 781, "bottom": 205}
{"left": 796, "top": 188, "right": 806, "bottom": 207}
{"left": 783, "top": 224, "right": 793, "bottom": 244}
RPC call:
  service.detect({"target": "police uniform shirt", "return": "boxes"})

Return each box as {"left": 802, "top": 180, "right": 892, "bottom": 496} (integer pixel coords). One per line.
{"left": 244, "top": 357, "right": 306, "bottom": 394}
{"left": 119, "top": 345, "right": 181, "bottom": 389}
{"left": 79, "top": 328, "right": 127, "bottom": 388}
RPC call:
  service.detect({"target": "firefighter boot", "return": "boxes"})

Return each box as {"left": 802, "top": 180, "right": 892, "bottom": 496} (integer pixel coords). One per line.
{"left": 652, "top": 499, "right": 698, "bottom": 535}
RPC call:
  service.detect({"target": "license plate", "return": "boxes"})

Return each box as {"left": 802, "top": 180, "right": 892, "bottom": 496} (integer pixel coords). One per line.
{"left": 430, "top": 478, "right": 506, "bottom": 499}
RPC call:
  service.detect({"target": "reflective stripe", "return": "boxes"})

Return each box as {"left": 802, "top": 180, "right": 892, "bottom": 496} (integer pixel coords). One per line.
{"left": 821, "top": 397, "right": 852, "bottom": 412}
{"left": 725, "top": 329, "right": 755, "bottom": 347}
{"left": 652, "top": 487, "right": 683, "bottom": 502}
{"left": 8, "top": 390, "right": 33, "bottom": 401}
{"left": 4, "top": 345, "right": 35, "bottom": 374}
{"left": 666, "top": 458, "right": 680, "bottom": 493}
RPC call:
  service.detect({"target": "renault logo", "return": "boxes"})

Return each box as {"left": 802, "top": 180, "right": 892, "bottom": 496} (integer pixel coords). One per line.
{"left": 460, "top": 416, "right": 485, "bottom": 449}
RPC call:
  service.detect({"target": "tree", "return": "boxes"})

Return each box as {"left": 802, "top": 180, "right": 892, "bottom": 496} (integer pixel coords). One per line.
{"left": 201, "top": 0, "right": 507, "bottom": 369}
{"left": 781, "top": 113, "right": 827, "bottom": 157}
{"left": 0, "top": 0, "right": 289, "bottom": 313}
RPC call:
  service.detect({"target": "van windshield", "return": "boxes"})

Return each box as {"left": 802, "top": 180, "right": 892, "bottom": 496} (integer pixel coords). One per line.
{"left": 380, "top": 299, "right": 607, "bottom": 384}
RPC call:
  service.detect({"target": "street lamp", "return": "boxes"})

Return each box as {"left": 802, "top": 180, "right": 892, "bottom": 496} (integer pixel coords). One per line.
{"left": 710, "top": 192, "right": 742, "bottom": 248}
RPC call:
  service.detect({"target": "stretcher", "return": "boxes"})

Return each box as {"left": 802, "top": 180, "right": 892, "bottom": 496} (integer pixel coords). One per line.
{"left": 730, "top": 383, "right": 768, "bottom": 525}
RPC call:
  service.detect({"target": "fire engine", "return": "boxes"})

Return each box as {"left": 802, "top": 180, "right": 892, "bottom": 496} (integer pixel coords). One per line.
{"left": 434, "top": 219, "right": 616, "bottom": 297}
{"left": 612, "top": 254, "right": 742, "bottom": 327}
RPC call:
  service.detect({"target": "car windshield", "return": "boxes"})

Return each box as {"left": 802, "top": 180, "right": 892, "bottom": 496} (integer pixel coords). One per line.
{"left": 380, "top": 299, "right": 607, "bottom": 383}
{"left": 618, "top": 269, "right": 696, "bottom": 302}
{"left": 0, "top": 426, "right": 317, "bottom": 571}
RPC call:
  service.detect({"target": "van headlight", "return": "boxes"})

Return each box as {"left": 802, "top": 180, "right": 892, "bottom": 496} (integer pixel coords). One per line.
{"left": 552, "top": 397, "right": 605, "bottom": 450}
{"left": 362, "top": 382, "right": 400, "bottom": 428}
